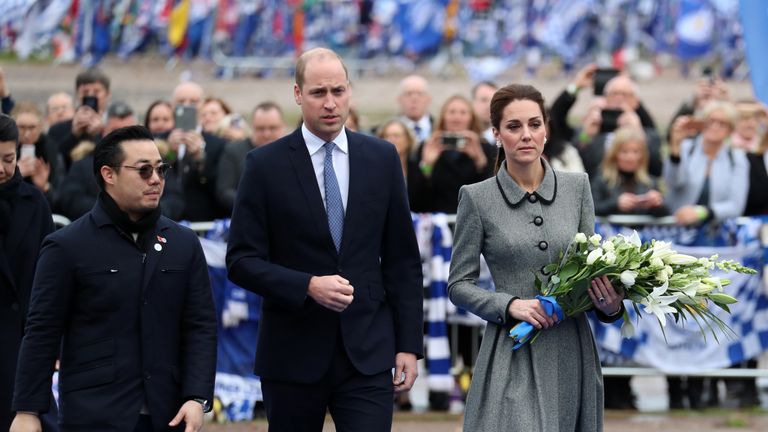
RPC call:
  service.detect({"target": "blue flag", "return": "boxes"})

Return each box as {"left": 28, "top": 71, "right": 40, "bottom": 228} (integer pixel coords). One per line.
{"left": 739, "top": 0, "right": 768, "bottom": 106}
{"left": 676, "top": 0, "right": 714, "bottom": 60}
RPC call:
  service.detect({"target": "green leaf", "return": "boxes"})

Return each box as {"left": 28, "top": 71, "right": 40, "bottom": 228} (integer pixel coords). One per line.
{"left": 558, "top": 261, "right": 579, "bottom": 282}
{"left": 712, "top": 302, "right": 731, "bottom": 314}
{"left": 708, "top": 293, "right": 738, "bottom": 305}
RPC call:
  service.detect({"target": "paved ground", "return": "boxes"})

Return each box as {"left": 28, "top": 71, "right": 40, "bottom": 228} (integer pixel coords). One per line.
{"left": 203, "top": 410, "right": 768, "bottom": 432}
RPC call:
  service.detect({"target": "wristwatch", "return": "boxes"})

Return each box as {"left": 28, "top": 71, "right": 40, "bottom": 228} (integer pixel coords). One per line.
{"left": 191, "top": 398, "right": 210, "bottom": 412}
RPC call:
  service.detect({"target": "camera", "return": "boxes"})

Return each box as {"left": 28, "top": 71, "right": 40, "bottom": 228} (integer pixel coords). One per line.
{"left": 441, "top": 133, "right": 467, "bottom": 149}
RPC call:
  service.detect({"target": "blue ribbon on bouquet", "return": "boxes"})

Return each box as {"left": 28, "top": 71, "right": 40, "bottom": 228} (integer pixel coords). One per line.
{"left": 508, "top": 295, "right": 564, "bottom": 350}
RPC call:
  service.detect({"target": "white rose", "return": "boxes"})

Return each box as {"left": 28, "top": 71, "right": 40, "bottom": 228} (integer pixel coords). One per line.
{"left": 602, "top": 240, "right": 615, "bottom": 252}
{"left": 620, "top": 270, "right": 638, "bottom": 287}
{"left": 665, "top": 265, "right": 674, "bottom": 277}
{"left": 650, "top": 257, "right": 665, "bottom": 269}
{"left": 586, "top": 248, "right": 603, "bottom": 265}
{"left": 589, "top": 234, "right": 602, "bottom": 246}
{"left": 602, "top": 251, "right": 616, "bottom": 265}
{"left": 574, "top": 233, "right": 588, "bottom": 243}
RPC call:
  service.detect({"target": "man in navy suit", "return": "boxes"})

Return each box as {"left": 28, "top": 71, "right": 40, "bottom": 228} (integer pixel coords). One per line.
{"left": 227, "top": 48, "right": 424, "bottom": 431}
{"left": 11, "top": 126, "right": 217, "bottom": 432}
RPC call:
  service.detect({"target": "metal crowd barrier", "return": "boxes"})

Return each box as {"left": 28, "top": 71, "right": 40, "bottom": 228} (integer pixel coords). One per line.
{"left": 49, "top": 213, "right": 768, "bottom": 379}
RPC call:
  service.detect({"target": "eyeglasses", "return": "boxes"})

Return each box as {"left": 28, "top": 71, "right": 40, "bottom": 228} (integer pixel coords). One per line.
{"left": 114, "top": 163, "right": 170, "bottom": 180}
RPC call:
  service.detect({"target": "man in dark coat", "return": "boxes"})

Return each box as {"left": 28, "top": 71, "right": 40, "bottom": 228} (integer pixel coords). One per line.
{"left": 227, "top": 48, "right": 423, "bottom": 431}
{"left": 11, "top": 126, "right": 217, "bottom": 432}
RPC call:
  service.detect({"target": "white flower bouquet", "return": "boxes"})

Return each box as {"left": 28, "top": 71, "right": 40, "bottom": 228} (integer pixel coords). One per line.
{"left": 508, "top": 231, "right": 757, "bottom": 349}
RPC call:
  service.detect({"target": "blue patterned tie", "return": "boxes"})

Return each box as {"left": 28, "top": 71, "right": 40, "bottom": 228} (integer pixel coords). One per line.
{"left": 324, "top": 141, "right": 344, "bottom": 251}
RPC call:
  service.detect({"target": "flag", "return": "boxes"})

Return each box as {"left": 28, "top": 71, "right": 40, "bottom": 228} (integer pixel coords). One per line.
{"left": 394, "top": 0, "right": 448, "bottom": 57}
{"left": 198, "top": 220, "right": 262, "bottom": 422}
{"left": 739, "top": 0, "right": 768, "bottom": 106}
{"left": 14, "top": 0, "right": 73, "bottom": 59}
{"left": 416, "top": 213, "right": 454, "bottom": 393}
{"left": 0, "top": 0, "right": 36, "bottom": 27}
{"left": 676, "top": 0, "right": 714, "bottom": 60}
{"left": 168, "top": 0, "right": 189, "bottom": 48}
{"left": 592, "top": 219, "right": 768, "bottom": 372}
{"left": 534, "top": 0, "right": 595, "bottom": 66}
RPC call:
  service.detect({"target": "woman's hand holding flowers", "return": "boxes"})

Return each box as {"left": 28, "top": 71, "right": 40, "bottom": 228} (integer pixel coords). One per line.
{"left": 588, "top": 275, "right": 622, "bottom": 315}
{"left": 508, "top": 298, "right": 559, "bottom": 330}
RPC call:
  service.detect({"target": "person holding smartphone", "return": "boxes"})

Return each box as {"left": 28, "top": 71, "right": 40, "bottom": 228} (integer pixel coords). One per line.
{"left": 548, "top": 64, "right": 663, "bottom": 180}
{"left": 665, "top": 100, "right": 748, "bottom": 226}
{"left": 415, "top": 95, "right": 495, "bottom": 214}
{"left": 46, "top": 67, "right": 111, "bottom": 170}
{"left": 163, "top": 81, "right": 227, "bottom": 222}
{"left": 10, "top": 102, "right": 63, "bottom": 205}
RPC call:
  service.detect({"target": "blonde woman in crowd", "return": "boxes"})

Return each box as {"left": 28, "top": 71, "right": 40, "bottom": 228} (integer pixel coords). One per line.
{"left": 665, "top": 100, "right": 749, "bottom": 226}
{"left": 591, "top": 126, "right": 668, "bottom": 218}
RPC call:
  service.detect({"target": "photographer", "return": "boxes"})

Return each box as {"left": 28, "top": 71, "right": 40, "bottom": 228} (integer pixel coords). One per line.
{"left": 47, "top": 68, "right": 110, "bottom": 170}
{"left": 414, "top": 95, "right": 495, "bottom": 213}
{"left": 549, "top": 65, "right": 662, "bottom": 179}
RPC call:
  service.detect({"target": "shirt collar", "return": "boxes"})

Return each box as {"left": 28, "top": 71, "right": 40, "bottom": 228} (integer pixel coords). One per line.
{"left": 302, "top": 123, "right": 349, "bottom": 156}
{"left": 495, "top": 158, "right": 557, "bottom": 208}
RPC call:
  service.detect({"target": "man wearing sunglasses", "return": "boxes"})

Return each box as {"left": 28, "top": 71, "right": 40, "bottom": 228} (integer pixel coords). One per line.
{"left": 57, "top": 102, "right": 185, "bottom": 222}
{"left": 11, "top": 125, "right": 217, "bottom": 432}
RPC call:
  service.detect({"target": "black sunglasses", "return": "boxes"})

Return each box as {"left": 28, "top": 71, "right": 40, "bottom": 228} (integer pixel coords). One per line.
{"left": 115, "top": 163, "right": 171, "bottom": 180}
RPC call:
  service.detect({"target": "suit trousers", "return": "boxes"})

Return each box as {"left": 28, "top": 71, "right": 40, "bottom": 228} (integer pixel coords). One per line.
{"left": 261, "top": 336, "right": 394, "bottom": 432}
{"left": 133, "top": 415, "right": 153, "bottom": 432}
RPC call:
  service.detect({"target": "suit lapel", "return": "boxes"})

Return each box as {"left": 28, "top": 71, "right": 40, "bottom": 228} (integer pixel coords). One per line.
{"left": 287, "top": 130, "right": 338, "bottom": 256}
{"left": 339, "top": 134, "right": 365, "bottom": 256}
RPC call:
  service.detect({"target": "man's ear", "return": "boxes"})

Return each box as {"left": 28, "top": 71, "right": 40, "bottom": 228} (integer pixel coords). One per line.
{"left": 294, "top": 84, "right": 302, "bottom": 106}
{"left": 100, "top": 165, "right": 116, "bottom": 186}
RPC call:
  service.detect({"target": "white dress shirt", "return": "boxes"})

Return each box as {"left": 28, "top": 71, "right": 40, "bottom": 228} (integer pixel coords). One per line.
{"left": 401, "top": 114, "right": 431, "bottom": 142}
{"left": 302, "top": 124, "right": 350, "bottom": 212}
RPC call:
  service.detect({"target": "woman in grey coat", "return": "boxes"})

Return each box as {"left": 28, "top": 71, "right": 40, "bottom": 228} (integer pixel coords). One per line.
{"left": 448, "top": 84, "right": 624, "bottom": 431}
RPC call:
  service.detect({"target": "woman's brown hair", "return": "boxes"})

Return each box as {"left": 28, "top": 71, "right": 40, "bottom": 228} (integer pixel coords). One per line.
{"left": 489, "top": 84, "right": 548, "bottom": 174}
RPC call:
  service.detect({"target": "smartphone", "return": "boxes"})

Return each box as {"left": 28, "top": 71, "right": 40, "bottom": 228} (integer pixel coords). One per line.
{"left": 441, "top": 133, "right": 466, "bottom": 149}
{"left": 174, "top": 105, "right": 197, "bottom": 131}
{"left": 593, "top": 67, "right": 620, "bottom": 96}
{"left": 599, "top": 109, "right": 622, "bottom": 134}
{"left": 82, "top": 95, "right": 99, "bottom": 111}
{"left": 19, "top": 143, "right": 36, "bottom": 160}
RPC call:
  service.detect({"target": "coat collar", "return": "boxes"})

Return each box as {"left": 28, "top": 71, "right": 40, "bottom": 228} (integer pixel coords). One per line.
{"left": 90, "top": 200, "right": 172, "bottom": 232}
{"left": 495, "top": 158, "right": 557, "bottom": 208}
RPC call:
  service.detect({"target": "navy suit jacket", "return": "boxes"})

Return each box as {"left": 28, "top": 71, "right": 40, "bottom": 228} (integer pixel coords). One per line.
{"left": 13, "top": 204, "right": 217, "bottom": 432}
{"left": 226, "top": 128, "right": 423, "bottom": 383}
{"left": 0, "top": 182, "right": 53, "bottom": 431}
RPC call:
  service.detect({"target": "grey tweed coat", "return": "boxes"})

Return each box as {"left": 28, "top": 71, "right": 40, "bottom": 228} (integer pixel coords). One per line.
{"left": 448, "top": 159, "right": 604, "bottom": 431}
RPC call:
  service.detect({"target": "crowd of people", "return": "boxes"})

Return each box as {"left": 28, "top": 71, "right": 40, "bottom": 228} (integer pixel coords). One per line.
{"left": 0, "top": 50, "right": 767, "bottom": 430}
{"left": 1, "top": 63, "right": 766, "bottom": 228}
